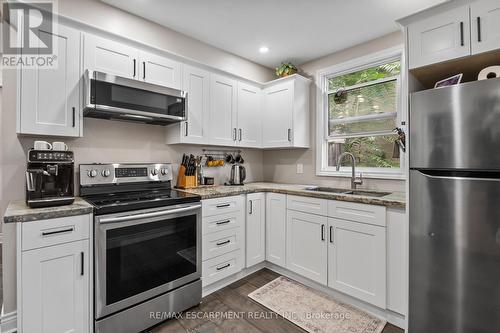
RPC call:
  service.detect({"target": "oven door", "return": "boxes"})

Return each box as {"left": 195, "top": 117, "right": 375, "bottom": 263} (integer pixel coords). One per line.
{"left": 95, "top": 202, "right": 201, "bottom": 318}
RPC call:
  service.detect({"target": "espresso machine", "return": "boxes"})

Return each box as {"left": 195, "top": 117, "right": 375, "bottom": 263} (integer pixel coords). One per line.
{"left": 25, "top": 149, "right": 75, "bottom": 208}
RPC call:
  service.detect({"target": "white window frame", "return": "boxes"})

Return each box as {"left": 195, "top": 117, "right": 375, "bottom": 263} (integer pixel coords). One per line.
{"left": 316, "top": 46, "right": 407, "bottom": 180}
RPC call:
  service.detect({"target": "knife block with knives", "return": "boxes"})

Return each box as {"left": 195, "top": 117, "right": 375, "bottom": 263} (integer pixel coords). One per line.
{"left": 176, "top": 154, "right": 199, "bottom": 189}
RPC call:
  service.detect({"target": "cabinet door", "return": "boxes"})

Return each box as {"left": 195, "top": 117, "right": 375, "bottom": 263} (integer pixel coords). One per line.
{"left": 19, "top": 24, "right": 81, "bottom": 137}
{"left": 237, "top": 82, "right": 262, "bottom": 148}
{"left": 286, "top": 210, "right": 327, "bottom": 284}
{"left": 408, "top": 5, "right": 471, "bottom": 69}
{"left": 262, "top": 81, "right": 293, "bottom": 148}
{"left": 471, "top": 0, "right": 500, "bottom": 55}
{"left": 246, "top": 193, "right": 266, "bottom": 267}
{"left": 265, "top": 193, "right": 287, "bottom": 267}
{"left": 22, "top": 240, "right": 90, "bottom": 333}
{"left": 139, "top": 51, "right": 182, "bottom": 89}
{"left": 209, "top": 74, "right": 238, "bottom": 146}
{"left": 84, "top": 34, "right": 138, "bottom": 79}
{"left": 181, "top": 65, "right": 210, "bottom": 144}
{"left": 328, "top": 218, "right": 386, "bottom": 308}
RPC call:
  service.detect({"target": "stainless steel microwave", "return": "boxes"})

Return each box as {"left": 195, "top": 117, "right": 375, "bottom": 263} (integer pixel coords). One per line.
{"left": 83, "top": 70, "right": 187, "bottom": 125}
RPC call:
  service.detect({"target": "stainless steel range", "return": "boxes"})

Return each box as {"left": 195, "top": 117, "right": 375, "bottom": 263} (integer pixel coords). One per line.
{"left": 80, "top": 163, "right": 202, "bottom": 333}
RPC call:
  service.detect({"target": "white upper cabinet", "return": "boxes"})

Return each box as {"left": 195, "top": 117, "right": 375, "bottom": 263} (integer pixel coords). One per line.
{"left": 328, "top": 217, "right": 386, "bottom": 308}
{"left": 236, "top": 82, "right": 262, "bottom": 148}
{"left": 138, "top": 50, "right": 182, "bottom": 89}
{"left": 84, "top": 34, "right": 139, "bottom": 79}
{"left": 408, "top": 5, "right": 471, "bottom": 69}
{"left": 286, "top": 210, "right": 328, "bottom": 285}
{"left": 246, "top": 193, "right": 266, "bottom": 267}
{"left": 266, "top": 193, "right": 287, "bottom": 267}
{"left": 471, "top": 0, "right": 500, "bottom": 55}
{"left": 209, "top": 73, "right": 238, "bottom": 146}
{"left": 19, "top": 23, "right": 82, "bottom": 137}
{"left": 262, "top": 75, "right": 310, "bottom": 148}
{"left": 166, "top": 65, "right": 210, "bottom": 144}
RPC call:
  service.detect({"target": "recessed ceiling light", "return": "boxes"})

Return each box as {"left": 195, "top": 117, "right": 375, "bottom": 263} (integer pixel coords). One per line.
{"left": 259, "top": 46, "right": 269, "bottom": 54}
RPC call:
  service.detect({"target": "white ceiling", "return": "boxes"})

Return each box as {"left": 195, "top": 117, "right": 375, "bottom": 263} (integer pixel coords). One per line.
{"left": 102, "top": 0, "right": 447, "bottom": 68}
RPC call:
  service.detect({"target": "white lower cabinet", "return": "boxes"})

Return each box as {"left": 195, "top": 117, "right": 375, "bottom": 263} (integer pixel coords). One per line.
{"left": 286, "top": 210, "right": 328, "bottom": 284}
{"left": 246, "top": 193, "right": 266, "bottom": 267}
{"left": 18, "top": 214, "right": 91, "bottom": 333}
{"left": 265, "top": 193, "right": 287, "bottom": 267}
{"left": 328, "top": 218, "right": 387, "bottom": 308}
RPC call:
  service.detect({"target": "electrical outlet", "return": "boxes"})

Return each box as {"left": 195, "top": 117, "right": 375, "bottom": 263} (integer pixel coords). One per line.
{"left": 296, "top": 163, "right": 303, "bottom": 174}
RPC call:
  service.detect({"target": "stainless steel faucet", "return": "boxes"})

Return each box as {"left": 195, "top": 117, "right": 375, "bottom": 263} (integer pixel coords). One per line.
{"left": 336, "top": 152, "right": 363, "bottom": 189}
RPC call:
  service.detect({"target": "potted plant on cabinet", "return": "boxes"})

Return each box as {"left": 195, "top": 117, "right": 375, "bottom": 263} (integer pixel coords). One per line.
{"left": 275, "top": 62, "right": 298, "bottom": 78}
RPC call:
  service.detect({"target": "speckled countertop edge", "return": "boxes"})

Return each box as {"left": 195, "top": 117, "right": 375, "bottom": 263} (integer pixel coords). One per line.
{"left": 3, "top": 197, "right": 94, "bottom": 223}
{"left": 178, "top": 182, "right": 406, "bottom": 209}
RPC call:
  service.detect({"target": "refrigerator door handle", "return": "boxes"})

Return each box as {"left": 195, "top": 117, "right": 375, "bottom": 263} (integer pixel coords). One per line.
{"left": 416, "top": 170, "right": 500, "bottom": 182}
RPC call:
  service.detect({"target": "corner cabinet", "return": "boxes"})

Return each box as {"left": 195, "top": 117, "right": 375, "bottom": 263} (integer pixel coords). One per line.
{"left": 17, "top": 214, "right": 92, "bottom": 333}
{"left": 18, "top": 22, "right": 82, "bottom": 137}
{"left": 265, "top": 193, "right": 287, "bottom": 267}
{"left": 262, "top": 75, "right": 311, "bottom": 148}
{"left": 236, "top": 82, "right": 262, "bottom": 148}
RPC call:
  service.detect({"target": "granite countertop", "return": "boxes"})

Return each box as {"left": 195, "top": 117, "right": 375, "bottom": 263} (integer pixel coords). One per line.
{"left": 3, "top": 198, "right": 94, "bottom": 223}
{"left": 179, "top": 182, "right": 405, "bottom": 209}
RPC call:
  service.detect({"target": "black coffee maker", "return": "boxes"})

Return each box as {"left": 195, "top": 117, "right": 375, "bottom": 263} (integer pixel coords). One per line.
{"left": 26, "top": 149, "right": 75, "bottom": 208}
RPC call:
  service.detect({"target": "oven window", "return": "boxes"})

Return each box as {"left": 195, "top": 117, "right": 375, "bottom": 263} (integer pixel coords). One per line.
{"left": 105, "top": 214, "right": 197, "bottom": 305}
{"left": 92, "top": 80, "right": 185, "bottom": 118}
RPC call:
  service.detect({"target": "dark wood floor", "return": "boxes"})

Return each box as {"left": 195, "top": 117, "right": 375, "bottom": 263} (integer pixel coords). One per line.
{"left": 150, "top": 268, "right": 403, "bottom": 333}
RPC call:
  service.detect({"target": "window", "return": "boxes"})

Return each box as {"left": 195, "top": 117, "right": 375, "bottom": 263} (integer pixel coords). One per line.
{"left": 316, "top": 48, "right": 405, "bottom": 178}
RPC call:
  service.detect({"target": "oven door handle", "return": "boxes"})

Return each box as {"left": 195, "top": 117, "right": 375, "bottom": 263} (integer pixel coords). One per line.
{"left": 98, "top": 204, "right": 201, "bottom": 224}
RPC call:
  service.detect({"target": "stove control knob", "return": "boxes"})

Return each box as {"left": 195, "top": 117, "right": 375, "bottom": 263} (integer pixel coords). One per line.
{"left": 161, "top": 168, "right": 169, "bottom": 175}
{"left": 88, "top": 169, "right": 98, "bottom": 178}
{"left": 101, "top": 169, "right": 111, "bottom": 177}
{"left": 151, "top": 169, "right": 158, "bottom": 176}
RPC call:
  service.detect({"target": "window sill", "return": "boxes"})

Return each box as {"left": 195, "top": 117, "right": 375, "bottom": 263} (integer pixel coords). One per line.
{"left": 316, "top": 169, "right": 406, "bottom": 180}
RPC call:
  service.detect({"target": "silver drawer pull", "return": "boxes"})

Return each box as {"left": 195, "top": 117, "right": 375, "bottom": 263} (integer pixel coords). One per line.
{"left": 216, "top": 220, "right": 231, "bottom": 225}
{"left": 216, "top": 204, "right": 230, "bottom": 208}
{"left": 41, "top": 227, "right": 74, "bottom": 236}
{"left": 216, "top": 239, "right": 230, "bottom": 246}
{"left": 216, "top": 263, "right": 230, "bottom": 271}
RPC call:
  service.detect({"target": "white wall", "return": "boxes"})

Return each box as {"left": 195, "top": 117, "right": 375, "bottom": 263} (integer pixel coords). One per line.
{"left": 263, "top": 32, "right": 405, "bottom": 192}
{"left": 0, "top": 0, "right": 273, "bottom": 315}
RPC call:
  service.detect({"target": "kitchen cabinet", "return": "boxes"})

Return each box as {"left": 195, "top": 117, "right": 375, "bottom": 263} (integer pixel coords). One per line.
{"left": 328, "top": 217, "right": 386, "bottom": 308}
{"left": 246, "top": 193, "right": 266, "bottom": 267}
{"left": 236, "top": 82, "right": 262, "bottom": 148}
{"left": 408, "top": 5, "right": 471, "bottom": 69}
{"left": 17, "top": 214, "right": 91, "bottom": 333}
{"left": 471, "top": 0, "right": 500, "bottom": 55}
{"left": 166, "top": 65, "right": 210, "bottom": 144}
{"left": 138, "top": 50, "right": 182, "bottom": 89}
{"left": 84, "top": 34, "right": 139, "bottom": 79}
{"left": 18, "top": 23, "right": 82, "bottom": 137}
{"left": 266, "top": 193, "right": 287, "bottom": 267}
{"left": 386, "top": 208, "right": 407, "bottom": 315}
{"left": 262, "top": 75, "right": 310, "bottom": 148}
{"left": 286, "top": 210, "right": 328, "bottom": 285}
{"left": 208, "top": 73, "right": 238, "bottom": 146}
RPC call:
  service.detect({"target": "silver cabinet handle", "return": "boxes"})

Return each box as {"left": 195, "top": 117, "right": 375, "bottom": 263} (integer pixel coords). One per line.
{"left": 239, "top": 128, "right": 242, "bottom": 141}
{"left": 287, "top": 128, "right": 292, "bottom": 142}
{"left": 185, "top": 122, "right": 189, "bottom": 136}
{"left": 216, "top": 220, "right": 231, "bottom": 225}
{"left": 233, "top": 128, "right": 237, "bottom": 141}
{"left": 216, "top": 263, "right": 230, "bottom": 271}
{"left": 329, "top": 226, "right": 333, "bottom": 243}
{"left": 216, "top": 203, "right": 230, "bottom": 208}
{"left": 143, "top": 61, "right": 146, "bottom": 80}
{"left": 477, "top": 17, "right": 482, "bottom": 42}
{"left": 133, "top": 59, "right": 136, "bottom": 77}
{"left": 72, "top": 107, "right": 76, "bottom": 127}
{"left": 460, "top": 22, "right": 464, "bottom": 46}
{"left": 249, "top": 200, "right": 253, "bottom": 214}
{"left": 321, "top": 224, "right": 325, "bottom": 241}
{"left": 42, "top": 227, "right": 75, "bottom": 236}
{"left": 216, "top": 239, "right": 230, "bottom": 246}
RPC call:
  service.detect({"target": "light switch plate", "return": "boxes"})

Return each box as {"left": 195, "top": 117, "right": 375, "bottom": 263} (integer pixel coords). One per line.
{"left": 296, "top": 163, "right": 303, "bottom": 174}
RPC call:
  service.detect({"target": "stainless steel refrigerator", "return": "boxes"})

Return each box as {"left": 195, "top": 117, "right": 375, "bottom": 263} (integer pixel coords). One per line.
{"left": 409, "top": 78, "right": 500, "bottom": 333}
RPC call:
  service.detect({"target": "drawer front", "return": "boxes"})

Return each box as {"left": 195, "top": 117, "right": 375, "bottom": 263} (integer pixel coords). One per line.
{"left": 328, "top": 200, "right": 386, "bottom": 226}
{"left": 22, "top": 214, "right": 91, "bottom": 251}
{"left": 202, "top": 195, "right": 244, "bottom": 217}
{"left": 203, "top": 212, "right": 241, "bottom": 235}
{"left": 202, "top": 227, "right": 242, "bottom": 261}
{"left": 287, "top": 195, "right": 328, "bottom": 216}
{"left": 202, "top": 250, "right": 243, "bottom": 287}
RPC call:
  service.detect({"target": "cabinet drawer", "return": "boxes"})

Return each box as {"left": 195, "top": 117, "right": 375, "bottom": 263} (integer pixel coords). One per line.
{"left": 202, "top": 196, "right": 244, "bottom": 217}
{"left": 202, "top": 250, "right": 243, "bottom": 287}
{"left": 203, "top": 212, "right": 241, "bottom": 235}
{"left": 22, "top": 214, "right": 91, "bottom": 251}
{"left": 328, "top": 201, "right": 386, "bottom": 226}
{"left": 202, "top": 227, "right": 242, "bottom": 261}
{"left": 287, "top": 195, "right": 327, "bottom": 216}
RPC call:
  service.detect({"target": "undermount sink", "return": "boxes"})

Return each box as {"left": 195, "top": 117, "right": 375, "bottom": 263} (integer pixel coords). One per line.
{"left": 305, "top": 187, "right": 391, "bottom": 198}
